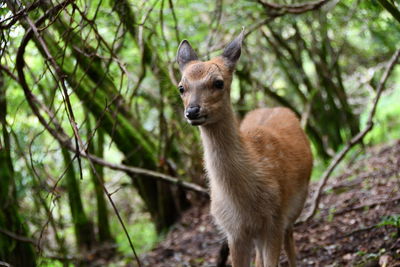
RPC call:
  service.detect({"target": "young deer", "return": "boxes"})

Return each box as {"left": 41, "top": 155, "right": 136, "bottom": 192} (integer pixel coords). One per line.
{"left": 176, "top": 30, "right": 313, "bottom": 267}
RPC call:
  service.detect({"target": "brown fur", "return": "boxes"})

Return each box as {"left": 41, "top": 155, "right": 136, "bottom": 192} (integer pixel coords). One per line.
{"left": 177, "top": 39, "right": 312, "bottom": 267}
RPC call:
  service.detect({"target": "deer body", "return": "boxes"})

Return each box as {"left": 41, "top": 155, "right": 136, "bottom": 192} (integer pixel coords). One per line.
{"left": 177, "top": 31, "right": 312, "bottom": 267}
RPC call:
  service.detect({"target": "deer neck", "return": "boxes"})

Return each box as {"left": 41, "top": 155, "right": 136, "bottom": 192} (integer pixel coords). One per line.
{"left": 199, "top": 104, "right": 255, "bottom": 189}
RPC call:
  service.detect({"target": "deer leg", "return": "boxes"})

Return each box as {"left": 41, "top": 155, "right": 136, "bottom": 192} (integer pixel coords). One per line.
{"left": 284, "top": 226, "right": 296, "bottom": 267}
{"left": 255, "top": 239, "right": 264, "bottom": 267}
{"left": 262, "top": 228, "right": 283, "bottom": 267}
{"left": 228, "top": 235, "right": 252, "bottom": 267}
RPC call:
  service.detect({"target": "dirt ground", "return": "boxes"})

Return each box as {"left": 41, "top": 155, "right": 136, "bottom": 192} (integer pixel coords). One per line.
{"left": 142, "top": 141, "right": 400, "bottom": 267}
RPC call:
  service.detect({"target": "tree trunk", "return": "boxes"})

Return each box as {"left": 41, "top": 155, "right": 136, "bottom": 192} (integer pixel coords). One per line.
{"left": 0, "top": 71, "right": 36, "bottom": 266}
{"left": 61, "top": 148, "right": 96, "bottom": 250}
{"left": 87, "top": 117, "right": 113, "bottom": 243}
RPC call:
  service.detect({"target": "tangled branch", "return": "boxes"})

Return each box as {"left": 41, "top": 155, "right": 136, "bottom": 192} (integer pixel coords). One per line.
{"left": 13, "top": 1, "right": 143, "bottom": 265}
{"left": 12, "top": 0, "right": 208, "bottom": 197}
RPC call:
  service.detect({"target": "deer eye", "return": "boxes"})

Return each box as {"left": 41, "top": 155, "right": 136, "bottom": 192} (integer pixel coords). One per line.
{"left": 214, "top": 80, "right": 224, "bottom": 89}
{"left": 178, "top": 85, "right": 185, "bottom": 94}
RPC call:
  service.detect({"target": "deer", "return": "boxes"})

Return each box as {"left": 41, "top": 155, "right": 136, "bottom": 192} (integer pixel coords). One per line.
{"left": 176, "top": 29, "right": 313, "bottom": 267}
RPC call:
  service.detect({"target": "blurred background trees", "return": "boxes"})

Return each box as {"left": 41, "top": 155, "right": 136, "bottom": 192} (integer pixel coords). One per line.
{"left": 0, "top": 0, "right": 399, "bottom": 265}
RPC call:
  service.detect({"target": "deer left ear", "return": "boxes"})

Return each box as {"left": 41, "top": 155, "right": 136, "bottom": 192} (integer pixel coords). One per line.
{"left": 177, "top": 40, "right": 198, "bottom": 71}
{"left": 222, "top": 28, "right": 245, "bottom": 71}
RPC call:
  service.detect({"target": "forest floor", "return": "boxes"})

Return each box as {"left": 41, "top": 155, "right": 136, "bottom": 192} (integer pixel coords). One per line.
{"left": 141, "top": 140, "right": 400, "bottom": 267}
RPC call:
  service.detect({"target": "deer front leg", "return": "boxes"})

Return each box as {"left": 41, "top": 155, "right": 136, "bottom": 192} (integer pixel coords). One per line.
{"left": 228, "top": 235, "right": 252, "bottom": 267}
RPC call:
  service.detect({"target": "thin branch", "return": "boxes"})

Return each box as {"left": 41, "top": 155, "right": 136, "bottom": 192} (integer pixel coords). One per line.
{"left": 340, "top": 225, "right": 376, "bottom": 238}
{"left": 168, "top": 0, "right": 180, "bottom": 45}
{"left": 301, "top": 89, "right": 318, "bottom": 129}
{"left": 0, "top": 1, "right": 40, "bottom": 29}
{"left": 87, "top": 153, "right": 209, "bottom": 195}
{"left": 257, "top": 0, "right": 333, "bottom": 18}
{"left": 377, "top": 0, "right": 400, "bottom": 24}
{"left": 0, "top": 261, "right": 11, "bottom": 267}
{"left": 205, "top": 18, "right": 271, "bottom": 56}
{"left": 0, "top": 65, "right": 19, "bottom": 82}
{"left": 299, "top": 48, "right": 400, "bottom": 224}
{"left": 205, "top": 0, "right": 223, "bottom": 60}
{"left": 334, "top": 195, "right": 400, "bottom": 217}
{"left": 0, "top": 228, "right": 37, "bottom": 246}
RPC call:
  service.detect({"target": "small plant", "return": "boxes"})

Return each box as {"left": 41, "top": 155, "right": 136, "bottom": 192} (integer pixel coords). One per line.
{"left": 355, "top": 248, "right": 387, "bottom": 266}
{"left": 378, "top": 214, "right": 400, "bottom": 238}
{"left": 327, "top": 207, "right": 336, "bottom": 222}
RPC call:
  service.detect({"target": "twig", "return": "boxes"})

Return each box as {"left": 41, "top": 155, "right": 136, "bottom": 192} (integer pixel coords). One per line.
{"left": 334, "top": 195, "right": 400, "bottom": 217}
{"left": 0, "top": 228, "right": 37, "bottom": 246}
{"left": 0, "top": 65, "right": 19, "bottom": 82}
{"left": 300, "top": 90, "right": 317, "bottom": 129}
{"left": 258, "top": 0, "right": 333, "bottom": 18}
{"left": 0, "top": 261, "right": 11, "bottom": 267}
{"left": 205, "top": 0, "right": 223, "bottom": 60}
{"left": 0, "top": 1, "right": 40, "bottom": 29}
{"left": 40, "top": 254, "right": 78, "bottom": 262}
{"left": 85, "top": 153, "right": 209, "bottom": 195}
{"left": 340, "top": 225, "right": 376, "bottom": 238}
{"left": 168, "top": 0, "right": 180, "bottom": 45}
{"left": 204, "top": 17, "right": 271, "bottom": 57}
{"left": 299, "top": 48, "right": 400, "bottom": 224}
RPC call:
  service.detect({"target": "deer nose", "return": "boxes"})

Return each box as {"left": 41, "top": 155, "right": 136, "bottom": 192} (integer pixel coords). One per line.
{"left": 185, "top": 105, "right": 201, "bottom": 120}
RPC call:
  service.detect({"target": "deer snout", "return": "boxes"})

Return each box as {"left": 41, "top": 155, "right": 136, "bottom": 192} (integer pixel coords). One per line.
{"left": 185, "top": 105, "right": 201, "bottom": 120}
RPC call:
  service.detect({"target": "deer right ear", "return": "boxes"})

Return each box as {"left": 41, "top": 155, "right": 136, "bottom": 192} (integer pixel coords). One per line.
{"left": 176, "top": 40, "right": 198, "bottom": 71}
{"left": 222, "top": 28, "right": 245, "bottom": 71}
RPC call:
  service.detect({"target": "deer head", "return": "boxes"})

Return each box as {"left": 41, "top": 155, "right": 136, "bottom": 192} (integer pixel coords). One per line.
{"left": 176, "top": 30, "right": 244, "bottom": 126}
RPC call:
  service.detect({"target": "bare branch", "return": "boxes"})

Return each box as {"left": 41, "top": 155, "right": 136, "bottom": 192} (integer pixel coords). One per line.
{"left": 334, "top": 195, "right": 400, "bottom": 217}
{"left": 0, "top": 228, "right": 37, "bottom": 246}
{"left": 0, "top": 65, "right": 19, "bottom": 82}
{"left": 299, "top": 48, "right": 400, "bottom": 224}
{"left": 168, "top": 0, "right": 181, "bottom": 44}
{"left": 258, "top": 0, "right": 333, "bottom": 18}
{"left": 0, "top": 1, "right": 40, "bottom": 29}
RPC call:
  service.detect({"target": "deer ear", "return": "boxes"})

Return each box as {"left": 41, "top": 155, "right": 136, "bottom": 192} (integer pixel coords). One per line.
{"left": 222, "top": 28, "right": 245, "bottom": 70}
{"left": 176, "top": 40, "right": 198, "bottom": 71}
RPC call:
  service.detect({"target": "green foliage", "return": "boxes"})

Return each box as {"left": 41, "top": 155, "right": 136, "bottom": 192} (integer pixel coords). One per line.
{"left": 37, "top": 259, "right": 71, "bottom": 267}
{"left": 356, "top": 248, "right": 387, "bottom": 260}
{"left": 115, "top": 216, "right": 157, "bottom": 255}
{"left": 364, "top": 83, "right": 400, "bottom": 145}
{"left": 327, "top": 207, "right": 336, "bottom": 222}
{"left": 378, "top": 214, "right": 400, "bottom": 228}
{"left": 378, "top": 214, "right": 400, "bottom": 238}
